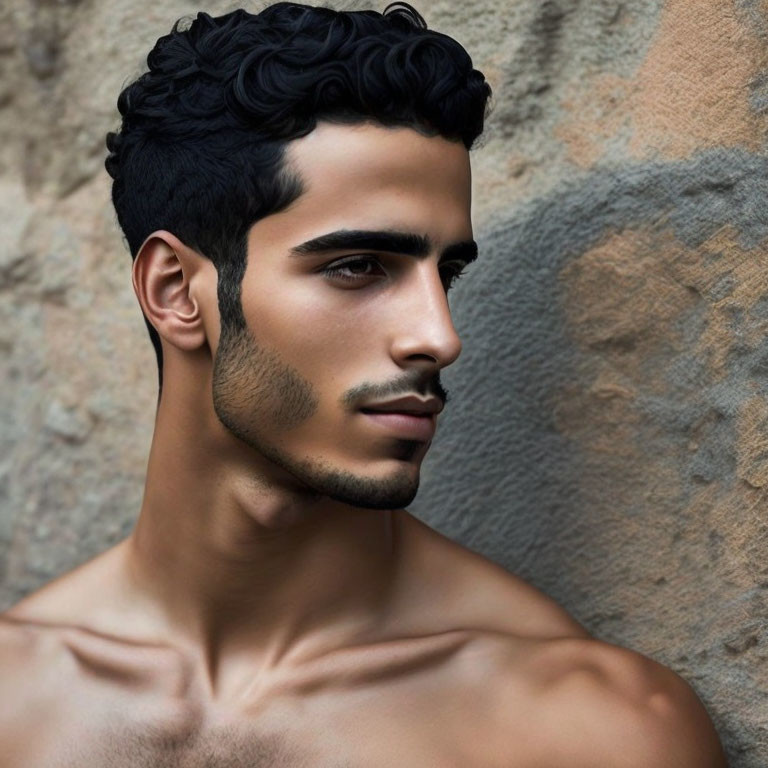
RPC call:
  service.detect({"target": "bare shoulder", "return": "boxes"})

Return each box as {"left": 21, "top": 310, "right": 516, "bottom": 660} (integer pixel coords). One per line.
{"left": 0, "top": 604, "right": 197, "bottom": 766}
{"left": 487, "top": 635, "right": 728, "bottom": 768}
{"left": 399, "top": 511, "right": 587, "bottom": 641}
{"left": 0, "top": 611, "right": 65, "bottom": 688}
{"left": 0, "top": 606, "right": 104, "bottom": 699}
{"left": 401, "top": 514, "right": 726, "bottom": 766}
{"left": 0, "top": 543, "right": 192, "bottom": 715}
{"left": 0, "top": 613, "right": 41, "bottom": 681}
{"left": 0, "top": 613, "right": 73, "bottom": 763}
{"left": 411, "top": 509, "right": 730, "bottom": 768}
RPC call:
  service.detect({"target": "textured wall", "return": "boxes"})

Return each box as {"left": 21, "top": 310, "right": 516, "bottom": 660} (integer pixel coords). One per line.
{"left": 1, "top": 0, "right": 766, "bottom": 765}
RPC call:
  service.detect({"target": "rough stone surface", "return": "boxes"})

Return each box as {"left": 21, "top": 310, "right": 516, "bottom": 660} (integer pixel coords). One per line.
{"left": 1, "top": 0, "right": 766, "bottom": 764}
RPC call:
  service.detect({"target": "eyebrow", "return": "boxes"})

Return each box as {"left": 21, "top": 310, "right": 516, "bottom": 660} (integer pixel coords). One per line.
{"left": 288, "top": 229, "right": 479, "bottom": 265}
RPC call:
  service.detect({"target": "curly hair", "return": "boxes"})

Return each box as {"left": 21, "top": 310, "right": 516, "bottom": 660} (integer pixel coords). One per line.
{"left": 105, "top": 1, "right": 493, "bottom": 397}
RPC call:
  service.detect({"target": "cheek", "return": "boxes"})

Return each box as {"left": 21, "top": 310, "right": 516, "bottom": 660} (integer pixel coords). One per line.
{"left": 242, "top": 271, "right": 388, "bottom": 379}
{"left": 266, "top": 283, "right": 381, "bottom": 354}
{"left": 290, "top": 311, "right": 374, "bottom": 374}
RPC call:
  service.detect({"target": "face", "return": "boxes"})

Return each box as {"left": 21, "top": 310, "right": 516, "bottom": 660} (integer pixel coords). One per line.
{"left": 211, "top": 121, "right": 475, "bottom": 511}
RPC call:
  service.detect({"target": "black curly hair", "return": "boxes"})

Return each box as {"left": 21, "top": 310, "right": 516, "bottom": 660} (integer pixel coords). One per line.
{"left": 105, "top": 1, "right": 492, "bottom": 397}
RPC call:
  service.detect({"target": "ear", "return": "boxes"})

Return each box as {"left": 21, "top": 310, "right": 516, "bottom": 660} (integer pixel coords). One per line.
{"left": 132, "top": 231, "right": 213, "bottom": 353}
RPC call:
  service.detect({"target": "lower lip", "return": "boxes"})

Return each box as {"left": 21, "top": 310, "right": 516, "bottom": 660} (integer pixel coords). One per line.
{"left": 360, "top": 410, "right": 436, "bottom": 441}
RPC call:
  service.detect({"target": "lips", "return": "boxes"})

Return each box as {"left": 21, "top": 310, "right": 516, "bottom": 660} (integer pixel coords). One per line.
{"left": 360, "top": 393, "right": 442, "bottom": 414}
{"left": 360, "top": 409, "right": 436, "bottom": 441}
{"left": 360, "top": 408, "right": 431, "bottom": 416}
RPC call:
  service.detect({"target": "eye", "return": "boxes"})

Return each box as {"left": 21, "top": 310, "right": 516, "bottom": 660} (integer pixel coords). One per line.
{"left": 322, "top": 256, "right": 384, "bottom": 284}
{"left": 441, "top": 262, "right": 468, "bottom": 291}
{"left": 321, "top": 256, "right": 469, "bottom": 292}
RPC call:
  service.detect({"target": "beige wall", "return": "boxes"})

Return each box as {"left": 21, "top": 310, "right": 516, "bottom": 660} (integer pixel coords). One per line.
{"left": 1, "top": 1, "right": 766, "bottom": 764}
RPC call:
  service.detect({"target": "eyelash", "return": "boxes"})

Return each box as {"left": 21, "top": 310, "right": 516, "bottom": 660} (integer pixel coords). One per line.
{"left": 322, "top": 256, "right": 468, "bottom": 291}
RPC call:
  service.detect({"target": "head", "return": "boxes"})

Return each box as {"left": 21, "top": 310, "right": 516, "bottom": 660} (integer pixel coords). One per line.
{"left": 105, "top": 2, "right": 492, "bottom": 511}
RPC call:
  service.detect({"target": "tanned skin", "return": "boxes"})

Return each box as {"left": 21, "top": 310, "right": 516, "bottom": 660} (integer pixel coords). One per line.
{"left": 1, "top": 122, "right": 727, "bottom": 767}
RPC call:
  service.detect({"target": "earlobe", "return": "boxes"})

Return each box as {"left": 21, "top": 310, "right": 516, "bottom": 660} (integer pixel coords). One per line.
{"left": 132, "top": 232, "right": 208, "bottom": 353}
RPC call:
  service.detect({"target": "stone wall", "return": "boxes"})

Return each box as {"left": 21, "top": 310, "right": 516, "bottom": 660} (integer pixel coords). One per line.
{"left": 1, "top": 0, "right": 766, "bottom": 764}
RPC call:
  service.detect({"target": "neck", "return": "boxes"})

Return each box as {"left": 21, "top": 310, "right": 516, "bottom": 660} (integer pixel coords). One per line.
{"left": 122, "top": 369, "right": 401, "bottom": 692}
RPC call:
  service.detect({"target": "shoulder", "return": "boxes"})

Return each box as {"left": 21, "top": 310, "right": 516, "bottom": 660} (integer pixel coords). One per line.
{"left": 0, "top": 610, "right": 85, "bottom": 699}
{"left": 0, "top": 613, "right": 74, "bottom": 762}
{"left": 0, "top": 611, "right": 66, "bottom": 685}
{"left": 398, "top": 510, "right": 587, "bottom": 641}
{"left": 492, "top": 635, "right": 727, "bottom": 767}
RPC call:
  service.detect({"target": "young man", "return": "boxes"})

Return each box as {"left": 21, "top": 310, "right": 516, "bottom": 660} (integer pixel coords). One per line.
{"left": 1, "top": 3, "right": 727, "bottom": 766}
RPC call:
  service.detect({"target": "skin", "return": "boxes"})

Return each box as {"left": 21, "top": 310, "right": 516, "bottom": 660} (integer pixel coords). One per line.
{"left": 0, "top": 121, "right": 727, "bottom": 767}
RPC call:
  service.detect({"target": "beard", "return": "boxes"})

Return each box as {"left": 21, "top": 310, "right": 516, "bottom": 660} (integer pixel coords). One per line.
{"left": 211, "top": 323, "right": 422, "bottom": 511}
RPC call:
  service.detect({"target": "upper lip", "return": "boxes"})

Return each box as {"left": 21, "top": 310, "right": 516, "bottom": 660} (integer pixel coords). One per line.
{"left": 361, "top": 395, "right": 443, "bottom": 415}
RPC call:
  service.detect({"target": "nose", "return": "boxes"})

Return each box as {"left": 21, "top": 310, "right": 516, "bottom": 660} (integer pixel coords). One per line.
{"left": 389, "top": 261, "right": 463, "bottom": 369}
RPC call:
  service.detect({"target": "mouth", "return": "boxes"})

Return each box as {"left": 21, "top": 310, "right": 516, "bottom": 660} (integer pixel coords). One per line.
{"left": 360, "top": 408, "right": 433, "bottom": 416}
{"left": 359, "top": 409, "right": 436, "bottom": 441}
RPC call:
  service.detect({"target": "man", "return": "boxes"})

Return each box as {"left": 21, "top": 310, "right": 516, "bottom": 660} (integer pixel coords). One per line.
{"left": 0, "top": 3, "right": 727, "bottom": 766}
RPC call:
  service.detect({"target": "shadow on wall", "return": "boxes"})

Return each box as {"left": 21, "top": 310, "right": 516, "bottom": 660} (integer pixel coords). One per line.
{"left": 413, "top": 146, "right": 768, "bottom": 768}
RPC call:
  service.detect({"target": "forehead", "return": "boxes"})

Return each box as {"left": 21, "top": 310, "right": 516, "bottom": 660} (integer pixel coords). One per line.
{"left": 250, "top": 121, "right": 473, "bottom": 253}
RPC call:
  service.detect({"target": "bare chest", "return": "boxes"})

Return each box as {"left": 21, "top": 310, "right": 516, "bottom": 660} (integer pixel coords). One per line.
{"left": 56, "top": 726, "right": 344, "bottom": 768}
{"left": 32, "top": 703, "right": 471, "bottom": 768}
{"left": 21, "top": 662, "right": 486, "bottom": 767}
{"left": 11, "top": 626, "right": 510, "bottom": 768}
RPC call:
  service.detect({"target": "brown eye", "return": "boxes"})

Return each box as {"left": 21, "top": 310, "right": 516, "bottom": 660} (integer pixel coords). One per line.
{"left": 323, "top": 257, "right": 383, "bottom": 283}
{"left": 322, "top": 257, "right": 469, "bottom": 291}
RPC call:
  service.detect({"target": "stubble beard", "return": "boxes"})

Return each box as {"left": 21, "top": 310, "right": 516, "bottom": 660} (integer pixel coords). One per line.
{"left": 211, "top": 322, "right": 422, "bottom": 511}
